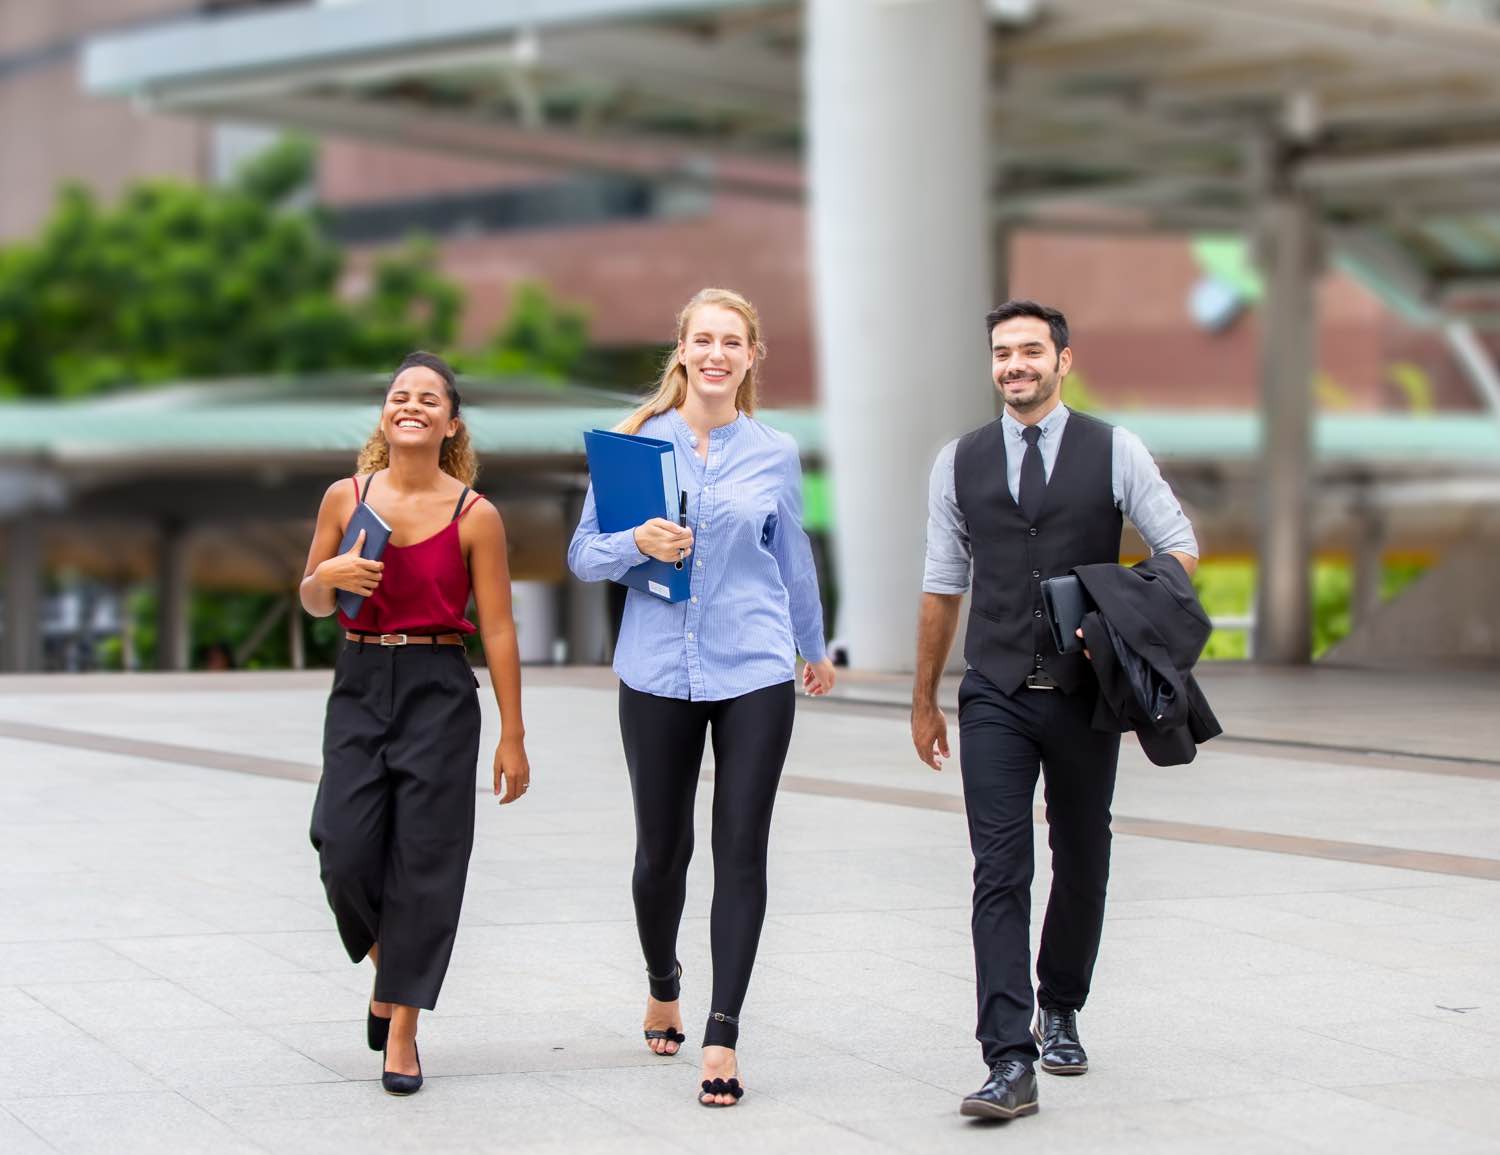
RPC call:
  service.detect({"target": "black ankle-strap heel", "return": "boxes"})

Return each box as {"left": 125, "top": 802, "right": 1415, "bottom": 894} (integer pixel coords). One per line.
{"left": 643, "top": 961, "right": 686, "bottom": 1054}
{"left": 703, "top": 1009, "right": 740, "bottom": 1049}
{"left": 646, "top": 959, "right": 682, "bottom": 1002}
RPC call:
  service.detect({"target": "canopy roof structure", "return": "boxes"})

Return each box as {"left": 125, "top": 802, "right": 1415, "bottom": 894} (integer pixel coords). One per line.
{"left": 83, "top": 0, "right": 1500, "bottom": 316}
{"left": 63, "top": 0, "right": 1500, "bottom": 669}
{"left": 4, "top": 391, "right": 1499, "bottom": 470}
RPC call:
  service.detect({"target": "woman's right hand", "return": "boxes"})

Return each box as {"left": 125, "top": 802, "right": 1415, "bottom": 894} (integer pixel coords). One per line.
{"left": 315, "top": 529, "right": 384, "bottom": 596}
{"left": 633, "top": 518, "right": 694, "bottom": 564}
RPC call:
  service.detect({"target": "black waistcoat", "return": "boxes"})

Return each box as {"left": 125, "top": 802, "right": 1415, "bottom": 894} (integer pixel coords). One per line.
{"left": 954, "top": 410, "right": 1122, "bottom": 695}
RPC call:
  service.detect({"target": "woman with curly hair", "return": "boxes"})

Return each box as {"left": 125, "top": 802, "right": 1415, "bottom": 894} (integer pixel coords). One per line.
{"left": 299, "top": 351, "right": 531, "bottom": 1096}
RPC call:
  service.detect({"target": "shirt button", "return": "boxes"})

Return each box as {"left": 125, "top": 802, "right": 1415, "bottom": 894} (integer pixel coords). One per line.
{"left": 1028, "top": 527, "right": 1038, "bottom": 536}
{"left": 1034, "top": 609, "right": 1043, "bottom": 618}
{"left": 691, "top": 596, "right": 698, "bottom": 604}
{"left": 687, "top": 632, "right": 694, "bottom": 641}
{"left": 695, "top": 559, "right": 703, "bottom": 568}
{"left": 1032, "top": 569, "right": 1041, "bottom": 578}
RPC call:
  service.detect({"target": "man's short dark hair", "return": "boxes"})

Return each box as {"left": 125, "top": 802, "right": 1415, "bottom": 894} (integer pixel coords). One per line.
{"left": 985, "top": 300, "right": 1069, "bottom": 357}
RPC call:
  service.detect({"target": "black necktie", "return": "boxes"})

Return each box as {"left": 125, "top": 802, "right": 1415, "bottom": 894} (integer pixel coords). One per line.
{"left": 1018, "top": 424, "right": 1046, "bottom": 523}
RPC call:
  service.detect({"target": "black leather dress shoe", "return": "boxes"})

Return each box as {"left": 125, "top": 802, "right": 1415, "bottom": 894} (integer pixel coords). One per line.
{"left": 959, "top": 1060, "right": 1038, "bottom": 1120}
{"left": 1033, "top": 1007, "right": 1088, "bottom": 1075}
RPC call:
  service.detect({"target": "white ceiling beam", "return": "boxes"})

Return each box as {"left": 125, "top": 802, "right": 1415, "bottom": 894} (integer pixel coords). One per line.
{"left": 196, "top": 91, "right": 805, "bottom": 198}
{"left": 1297, "top": 143, "right": 1500, "bottom": 189}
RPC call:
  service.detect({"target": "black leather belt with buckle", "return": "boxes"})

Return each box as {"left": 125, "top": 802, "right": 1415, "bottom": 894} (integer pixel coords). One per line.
{"left": 1025, "top": 673, "right": 1061, "bottom": 691}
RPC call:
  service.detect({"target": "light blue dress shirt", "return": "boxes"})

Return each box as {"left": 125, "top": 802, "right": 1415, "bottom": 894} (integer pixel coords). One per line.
{"left": 923, "top": 403, "right": 1199, "bottom": 594}
{"left": 568, "top": 409, "right": 828, "bottom": 701}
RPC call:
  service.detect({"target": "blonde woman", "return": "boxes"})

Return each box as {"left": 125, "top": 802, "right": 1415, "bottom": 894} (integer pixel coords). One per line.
{"left": 300, "top": 351, "right": 531, "bottom": 1096}
{"left": 569, "top": 289, "right": 836, "bottom": 1107}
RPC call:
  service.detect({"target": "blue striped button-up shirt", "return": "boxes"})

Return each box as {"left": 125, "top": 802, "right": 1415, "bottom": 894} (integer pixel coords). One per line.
{"left": 568, "top": 409, "right": 828, "bottom": 701}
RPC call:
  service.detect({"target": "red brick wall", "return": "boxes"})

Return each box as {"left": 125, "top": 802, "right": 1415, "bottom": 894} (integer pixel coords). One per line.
{"left": 0, "top": 0, "right": 207, "bottom": 241}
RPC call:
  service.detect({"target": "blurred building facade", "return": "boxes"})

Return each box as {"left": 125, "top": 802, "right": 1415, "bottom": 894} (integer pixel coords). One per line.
{"left": 6, "top": 0, "right": 1500, "bottom": 674}
{"left": 2, "top": 0, "right": 1489, "bottom": 413}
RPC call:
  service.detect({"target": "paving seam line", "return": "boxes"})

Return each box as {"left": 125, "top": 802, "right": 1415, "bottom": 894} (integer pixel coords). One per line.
{"left": 6, "top": 719, "right": 1498, "bottom": 882}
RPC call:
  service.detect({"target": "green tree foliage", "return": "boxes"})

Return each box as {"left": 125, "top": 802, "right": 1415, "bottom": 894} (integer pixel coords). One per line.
{"left": 0, "top": 137, "right": 461, "bottom": 397}
{"left": 1192, "top": 557, "right": 1429, "bottom": 660}
{"left": 462, "top": 280, "right": 590, "bottom": 381}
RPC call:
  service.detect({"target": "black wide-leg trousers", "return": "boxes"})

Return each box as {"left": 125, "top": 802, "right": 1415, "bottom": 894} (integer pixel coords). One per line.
{"left": 310, "top": 642, "right": 481, "bottom": 1010}
{"left": 958, "top": 668, "right": 1121, "bottom": 1068}
{"left": 618, "top": 679, "right": 796, "bottom": 1050}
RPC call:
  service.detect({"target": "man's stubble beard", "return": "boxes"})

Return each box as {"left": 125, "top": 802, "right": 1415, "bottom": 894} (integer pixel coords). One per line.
{"left": 1002, "top": 372, "right": 1060, "bottom": 414}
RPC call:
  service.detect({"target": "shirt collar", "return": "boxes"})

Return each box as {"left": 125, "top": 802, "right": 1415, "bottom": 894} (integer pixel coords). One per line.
{"left": 669, "top": 407, "right": 744, "bottom": 447}
{"left": 1002, "top": 402, "right": 1070, "bottom": 443}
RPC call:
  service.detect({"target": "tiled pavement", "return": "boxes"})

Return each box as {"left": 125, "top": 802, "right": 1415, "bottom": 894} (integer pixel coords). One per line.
{"left": 0, "top": 665, "right": 1496, "bottom": 1153}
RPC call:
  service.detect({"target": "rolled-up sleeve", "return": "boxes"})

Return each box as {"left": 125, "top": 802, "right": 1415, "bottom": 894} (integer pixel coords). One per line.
{"left": 567, "top": 482, "right": 650, "bottom": 581}
{"left": 770, "top": 443, "right": 828, "bottom": 663}
{"left": 922, "top": 439, "right": 971, "bottom": 594}
{"left": 1112, "top": 427, "right": 1199, "bottom": 559}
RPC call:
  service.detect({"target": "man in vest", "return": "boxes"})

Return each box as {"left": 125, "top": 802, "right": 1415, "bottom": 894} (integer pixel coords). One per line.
{"left": 911, "top": 300, "right": 1199, "bottom": 1120}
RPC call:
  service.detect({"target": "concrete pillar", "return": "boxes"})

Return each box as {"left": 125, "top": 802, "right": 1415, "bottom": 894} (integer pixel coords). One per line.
{"left": 288, "top": 592, "right": 306, "bottom": 670}
{"left": 806, "top": 0, "right": 993, "bottom": 670}
{"left": 993, "top": 221, "right": 1013, "bottom": 308}
{"left": 1351, "top": 503, "right": 1385, "bottom": 630}
{"left": 1253, "top": 188, "right": 1318, "bottom": 664}
{"left": 561, "top": 492, "right": 612, "bottom": 665}
{"left": 157, "top": 521, "right": 192, "bottom": 671}
{"left": 2, "top": 519, "right": 43, "bottom": 672}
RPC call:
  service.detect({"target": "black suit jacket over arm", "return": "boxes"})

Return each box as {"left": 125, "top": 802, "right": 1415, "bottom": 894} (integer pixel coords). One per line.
{"left": 1072, "top": 553, "right": 1222, "bottom": 766}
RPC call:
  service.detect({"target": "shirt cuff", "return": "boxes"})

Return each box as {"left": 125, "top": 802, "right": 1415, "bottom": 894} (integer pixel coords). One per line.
{"left": 922, "top": 567, "right": 970, "bottom": 595}
{"left": 608, "top": 528, "right": 648, "bottom": 568}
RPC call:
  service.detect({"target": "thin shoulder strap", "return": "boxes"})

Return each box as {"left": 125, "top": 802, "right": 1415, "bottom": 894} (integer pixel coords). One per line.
{"left": 361, "top": 473, "right": 375, "bottom": 500}
{"left": 450, "top": 486, "right": 471, "bottom": 522}
{"left": 456, "top": 492, "right": 483, "bottom": 521}
{"left": 349, "top": 476, "right": 360, "bottom": 502}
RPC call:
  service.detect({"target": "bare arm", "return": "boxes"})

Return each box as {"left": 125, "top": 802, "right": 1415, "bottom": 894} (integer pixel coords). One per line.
{"left": 1168, "top": 550, "right": 1198, "bottom": 578}
{"left": 911, "top": 592, "right": 963, "bottom": 770}
{"left": 466, "top": 500, "right": 531, "bottom": 804}
{"left": 300, "top": 480, "right": 382, "bottom": 617}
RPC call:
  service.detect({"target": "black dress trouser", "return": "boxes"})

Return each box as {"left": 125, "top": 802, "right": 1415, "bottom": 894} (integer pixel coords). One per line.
{"left": 618, "top": 680, "right": 796, "bottom": 1050}
{"left": 310, "top": 643, "right": 481, "bottom": 1010}
{"left": 958, "top": 668, "right": 1121, "bottom": 1068}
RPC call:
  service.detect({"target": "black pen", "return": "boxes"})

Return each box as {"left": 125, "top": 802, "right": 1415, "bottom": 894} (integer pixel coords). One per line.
{"left": 675, "top": 489, "right": 688, "bottom": 569}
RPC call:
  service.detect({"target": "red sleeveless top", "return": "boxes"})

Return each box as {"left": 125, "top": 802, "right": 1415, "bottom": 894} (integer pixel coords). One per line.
{"left": 338, "top": 474, "right": 482, "bottom": 636}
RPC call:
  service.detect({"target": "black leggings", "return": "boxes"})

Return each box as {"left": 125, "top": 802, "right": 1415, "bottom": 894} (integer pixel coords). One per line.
{"left": 310, "top": 643, "right": 481, "bottom": 1010}
{"left": 618, "top": 679, "right": 796, "bottom": 1049}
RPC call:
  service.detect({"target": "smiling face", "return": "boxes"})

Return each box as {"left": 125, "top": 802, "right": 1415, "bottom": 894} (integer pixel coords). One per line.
{"left": 991, "top": 315, "right": 1072, "bottom": 416}
{"left": 677, "top": 303, "right": 755, "bottom": 408}
{"left": 381, "top": 365, "right": 458, "bottom": 451}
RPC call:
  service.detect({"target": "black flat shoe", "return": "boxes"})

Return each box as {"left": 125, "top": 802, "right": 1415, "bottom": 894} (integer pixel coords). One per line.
{"left": 960, "top": 1061, "right": 1038, "bottom": 1120}
{"left": 699, "top": 1077, "right": 744, "bottom": 1107}
{"left": 381, "top": 1042, "right": 422, "bottom": 1097}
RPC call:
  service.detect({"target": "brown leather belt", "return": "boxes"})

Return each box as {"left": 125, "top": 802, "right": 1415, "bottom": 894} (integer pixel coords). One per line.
{"left": 345, "top": 632, "right": 465, "bottom": 647}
